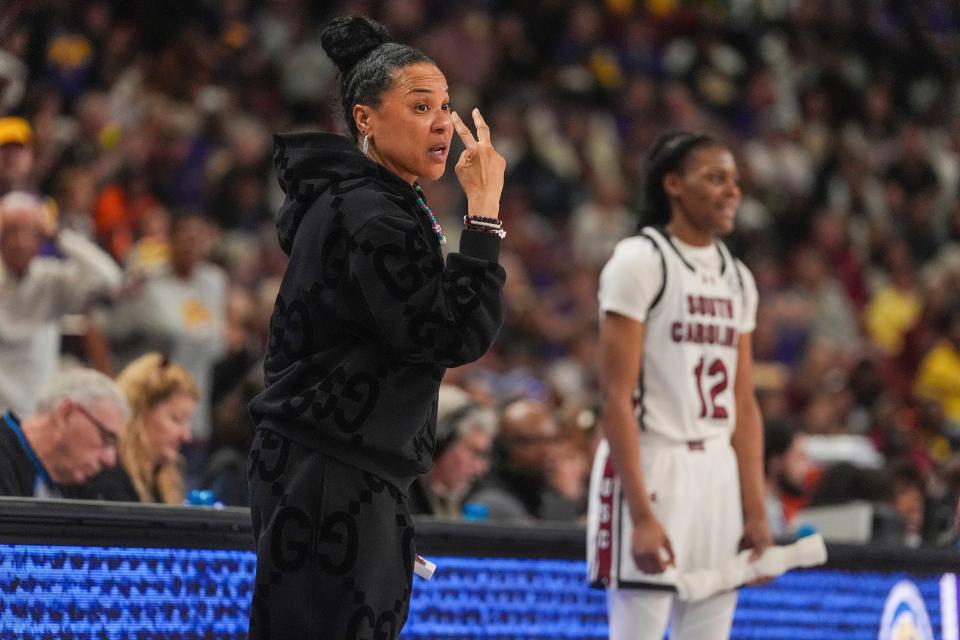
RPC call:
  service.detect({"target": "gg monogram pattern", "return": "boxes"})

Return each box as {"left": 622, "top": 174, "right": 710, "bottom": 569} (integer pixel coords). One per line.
{"left": 247, "top": 133, "right": 505, "bottom": 639}
{"left": 248, "top": 428, "right": 415, "bottom": 640}
{"left": 249, "top": 132, "right": 505, "bottom": 490}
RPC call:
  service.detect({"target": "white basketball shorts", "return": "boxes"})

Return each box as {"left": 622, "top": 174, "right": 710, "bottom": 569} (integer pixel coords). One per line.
{"left": 587, "top": 433, "right": 743, "bottom": 589}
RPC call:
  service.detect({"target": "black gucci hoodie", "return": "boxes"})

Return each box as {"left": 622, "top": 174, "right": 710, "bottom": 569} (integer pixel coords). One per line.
{"left": 248, "top": 133, "right": 505, "bottom": 491}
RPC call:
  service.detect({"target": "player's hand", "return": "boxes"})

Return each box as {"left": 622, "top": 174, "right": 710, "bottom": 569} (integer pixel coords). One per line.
{"left": 451, "top": 108, "right": 505, "bottom": 219}
{"left": 740, "top": 516, "right": 774, "bottom": 585}
{"left": 631, "top": 516, "right": 675, "bottom": 574}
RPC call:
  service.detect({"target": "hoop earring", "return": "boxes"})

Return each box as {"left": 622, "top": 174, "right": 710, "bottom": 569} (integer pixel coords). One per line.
{"left": 361, "top": 134, "right": 370, "bottom": 156}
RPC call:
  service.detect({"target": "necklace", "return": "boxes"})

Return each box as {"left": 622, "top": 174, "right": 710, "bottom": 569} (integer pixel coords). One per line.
{"left": 413, "top": 184, "right": 446, "bottom": 245}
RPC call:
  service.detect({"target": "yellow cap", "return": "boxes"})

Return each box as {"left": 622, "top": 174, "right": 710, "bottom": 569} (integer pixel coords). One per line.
{"left": 0, "top": 117, "right": 33, "bottom": 146}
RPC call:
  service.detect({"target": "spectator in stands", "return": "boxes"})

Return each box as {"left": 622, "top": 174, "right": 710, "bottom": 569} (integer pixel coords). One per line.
{"left": 788, "top": 245, "right": 860, "bottom": 347}
{"left": 938, "top": 457, "right": 960, "bottom": 547}
{"left": 808, "top": 210, "right": 868, "bottom": 310}
{"left": 864, "top": 239, "right": 922, "bottom": 358}
{"left": 0, "top": 191, "right": 122, "bottom": 417}
{"left": 53, "top": 163, "right": 99, "bottom": 239}
{"left": 409, "top": 385, "right": 497, "bottom": 518}
{"left": 202, "top": 364, "right": 261, "bottom": 507}
{"left": 0, "top": 367, "right": 127, "bottom": 497}
{"left": 764, "top": 420, "right": 810, "bottom": 539}
{"left": 70, "top": 353, "right": 196, "bottom": 504}
{"left": 914, "top": 304, "right": 960, "bottom": 432}
{"left": 570, "top": 177, "right": 633, "bottom": 270}
{"left": 103, "top": 212, "right": 227, "bottom": 445}
{"left": 547, "top": 424, "right": 591, "bottom": 519}
{"left": 468, "top": 399, "right": 577, "bottom": 521}
{"left": 0, "top": 116, "right": 35, "bottom": 195}
{"left": 885, "top": 124, "right": 940, "bottom": 203}
{"left": 210, "top": 287, "right": 259, "bottom": 417}
{"left": 201, "top": 281, "right": 277, "bottom": 507}
{"left": 889, "top": 462, "right": 928, "bottom": 548}
{"left": 124, "top": 203, "right": 171, "bottom": 276}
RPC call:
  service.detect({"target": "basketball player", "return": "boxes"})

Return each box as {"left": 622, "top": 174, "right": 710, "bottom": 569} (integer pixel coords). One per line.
{"left": 587, "top": 132, "right": 771, "bottom": 639}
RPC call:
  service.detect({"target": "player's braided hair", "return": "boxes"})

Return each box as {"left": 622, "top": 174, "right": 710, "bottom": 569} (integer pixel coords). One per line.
{"left": 638, "top": 131, "right": 725, "bottom": 229}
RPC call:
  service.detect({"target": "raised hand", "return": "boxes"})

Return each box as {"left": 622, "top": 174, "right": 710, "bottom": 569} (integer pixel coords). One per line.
{"left": 451, "top": 108, "right": 506, "bottom": 219}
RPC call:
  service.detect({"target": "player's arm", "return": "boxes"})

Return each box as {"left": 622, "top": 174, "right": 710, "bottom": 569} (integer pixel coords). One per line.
{"left": 731, "top": 331, "right": 772, "bottom": 558}
{"left": 599, "top": 311, "right": 674, "bottom": 574}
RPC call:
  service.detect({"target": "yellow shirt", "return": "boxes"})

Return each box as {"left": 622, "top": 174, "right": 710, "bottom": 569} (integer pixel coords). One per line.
{"left": 865, "top": 286, "right": 921, "bottom": 356}
{"left": 915, "top": 341, "right": 960, "bottom": 423}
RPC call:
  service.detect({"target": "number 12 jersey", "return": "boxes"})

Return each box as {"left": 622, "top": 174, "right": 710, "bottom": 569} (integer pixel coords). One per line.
{"left": 598, "top": 226, "right": 758, "bottom": 442}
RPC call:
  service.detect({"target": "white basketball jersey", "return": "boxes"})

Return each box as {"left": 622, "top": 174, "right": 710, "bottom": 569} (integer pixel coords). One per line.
{"left": 623, "top": 227, "right": 754, "bottom": 442}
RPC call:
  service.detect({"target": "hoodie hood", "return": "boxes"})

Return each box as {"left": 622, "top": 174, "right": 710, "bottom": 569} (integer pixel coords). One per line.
{"left": 272, "top": 132, "right": 414, "bottom": 255}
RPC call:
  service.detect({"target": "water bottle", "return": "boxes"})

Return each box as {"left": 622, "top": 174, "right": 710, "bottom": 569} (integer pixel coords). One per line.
{"left": 186, "top": 489, "right": 216, "bottom": 506}
{"left": 463, "top": 502, "right": 489, "bottom": 522}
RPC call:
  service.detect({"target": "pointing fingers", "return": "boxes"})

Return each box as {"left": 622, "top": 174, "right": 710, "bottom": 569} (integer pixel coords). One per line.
{"left": 451, "top": 111, "right": 477, "bottom": 150}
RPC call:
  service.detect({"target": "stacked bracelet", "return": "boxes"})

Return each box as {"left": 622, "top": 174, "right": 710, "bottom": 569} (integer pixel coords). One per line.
{"left": 463, "top": 215, "right": 507, "bottom": 239}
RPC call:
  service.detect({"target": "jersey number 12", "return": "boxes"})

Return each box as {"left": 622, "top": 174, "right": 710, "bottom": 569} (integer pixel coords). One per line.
{"left": 694, "top": 357, "right": 729, "bottom": 419}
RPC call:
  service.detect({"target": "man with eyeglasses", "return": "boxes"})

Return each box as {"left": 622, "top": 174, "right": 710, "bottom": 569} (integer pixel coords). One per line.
{"left": 0, "top": 367, "right": 128, "bottom": 498}
{"left": 467, "top": 399, "right": 580, "bottom": 522}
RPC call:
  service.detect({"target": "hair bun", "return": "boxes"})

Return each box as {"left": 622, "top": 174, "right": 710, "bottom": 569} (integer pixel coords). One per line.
{"left": 321, "top": 16, "right": 392, "bottom": 75}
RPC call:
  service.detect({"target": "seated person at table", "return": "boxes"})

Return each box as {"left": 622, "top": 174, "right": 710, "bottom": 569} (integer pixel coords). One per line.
{"left": 408, "top": 384, "right": 497, "bottom": 517}
{"left": 0, "top": 367, "right": 128, "bottom": 498}
{"left": 71, "top": 353, "right": 196, "bottom": 504}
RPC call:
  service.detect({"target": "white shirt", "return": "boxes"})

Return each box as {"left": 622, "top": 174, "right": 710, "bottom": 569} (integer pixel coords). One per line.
{"left": 599, "top": 227, "right": 758, "bottom": 442}
{"left": 0, "top": 230, "right": 122, "bottom": 416}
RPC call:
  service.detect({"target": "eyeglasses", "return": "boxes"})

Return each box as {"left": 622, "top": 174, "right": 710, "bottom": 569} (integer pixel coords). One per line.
{"left": 74, "top": 404, "right": 119, "bottom": 449}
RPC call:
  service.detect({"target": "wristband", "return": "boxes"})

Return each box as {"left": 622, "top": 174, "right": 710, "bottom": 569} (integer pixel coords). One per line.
{"left": 465, "top": 215, "right": 500, "bottom": 225}
{"left": 463, "top": 215, "right": 507, "bottom": 238}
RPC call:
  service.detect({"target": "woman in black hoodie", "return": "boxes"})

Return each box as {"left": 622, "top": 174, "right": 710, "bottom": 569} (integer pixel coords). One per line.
{"left": 246, "top": 15, "right": 507, "bottom": 640}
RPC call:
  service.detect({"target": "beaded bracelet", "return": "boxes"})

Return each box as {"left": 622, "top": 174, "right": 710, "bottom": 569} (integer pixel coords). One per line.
{"left": 466, "top": 215, "right": 501, "bottom": 226}
{"left": 463, "top": 215, "right": 506, "bottom": 238}
{"left": 463, "top": 215, "right": 503, "bottom": 229}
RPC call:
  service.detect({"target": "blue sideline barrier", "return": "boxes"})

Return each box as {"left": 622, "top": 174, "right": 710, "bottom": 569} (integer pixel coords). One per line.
{"left": 0, "top": 498, "right": 956, "bottom": 639}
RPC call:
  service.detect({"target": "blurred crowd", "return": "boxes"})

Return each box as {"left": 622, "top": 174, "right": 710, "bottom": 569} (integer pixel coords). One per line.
{"left": 3, "top": 0, "right": 960, "bottom": 547}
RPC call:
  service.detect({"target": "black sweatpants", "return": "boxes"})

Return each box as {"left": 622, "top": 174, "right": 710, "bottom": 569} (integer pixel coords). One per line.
{"left": 247, "top": 428, "right": 415, "bottom": 640}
